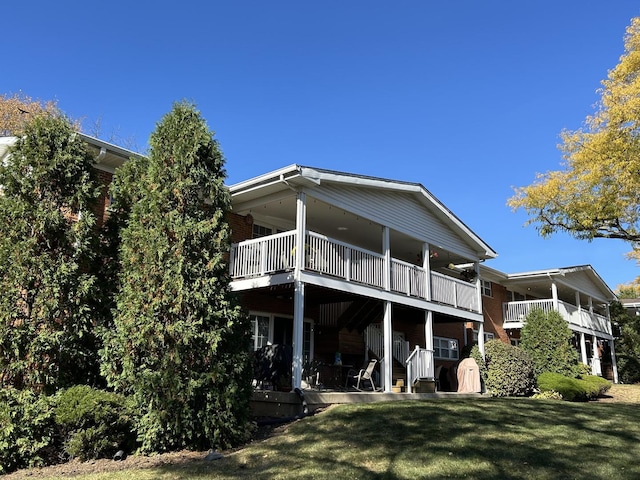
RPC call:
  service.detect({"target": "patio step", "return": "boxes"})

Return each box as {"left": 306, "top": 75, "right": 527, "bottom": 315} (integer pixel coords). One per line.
{"left": 413, "top": 378, "right": 436, "bottom": 393}
{"left": 392, "top": 378, "right": 405, "bottom": 393}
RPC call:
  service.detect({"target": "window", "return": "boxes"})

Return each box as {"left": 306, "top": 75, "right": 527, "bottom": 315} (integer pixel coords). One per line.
{"left": 507, "top": 290, "right": 525, "bottom": 302}
{"left": 249, "top": 313, "right": 314, "bottom": 361}
{"left": 250, "top": 314, "right": 270, "bottom": 350}
{"left": 252, "top": 224, "right": 273, "bottom": 239}
{"left": 434, "top": 336, "right": 459, "bottom": 360}
{"left": 510, "top": 338, "right": 521, "bottom": 347}
{"left": 303, "top": 322, "right": 312, "bottom": 365}
{"left": 481, "top": 279, "right": 492, "bottom": 297}
{"left": 473, "top": 330, "right": 495, "bottom": 343}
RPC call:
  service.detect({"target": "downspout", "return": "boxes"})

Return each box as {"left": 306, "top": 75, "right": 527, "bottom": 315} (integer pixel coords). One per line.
{"left": 547, "top": 273, "right": 559, "bottom": 311}
{"left": 94, "top": 146, "right": 107, "bottom": 164}
{"left": 279, "top": 173, "right": 298, "bottom": 192}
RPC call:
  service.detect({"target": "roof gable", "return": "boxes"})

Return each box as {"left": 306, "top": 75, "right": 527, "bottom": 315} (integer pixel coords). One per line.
{"left": 230, "top": 164, "right": 496, "bottom": 260}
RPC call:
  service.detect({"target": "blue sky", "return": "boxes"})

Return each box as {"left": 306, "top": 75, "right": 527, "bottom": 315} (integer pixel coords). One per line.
{"left": 5, "top": 1, "right": 640, "bottom": 291}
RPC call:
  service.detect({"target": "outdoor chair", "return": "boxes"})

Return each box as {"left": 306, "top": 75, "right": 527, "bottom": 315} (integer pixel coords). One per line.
{"left": 345, "top": 359, "right": 378, "bottom": 391}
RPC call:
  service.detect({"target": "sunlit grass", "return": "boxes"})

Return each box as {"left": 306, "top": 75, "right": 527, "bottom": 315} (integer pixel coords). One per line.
{"left": 11, "top": 392, "right": 640, "bottom": 479}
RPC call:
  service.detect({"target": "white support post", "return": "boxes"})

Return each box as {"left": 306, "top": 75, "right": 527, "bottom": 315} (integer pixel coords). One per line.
{"left": 478, "top": 322, "right": 485, "bottom": 358}
{"left": 292, "top": 192, "right": 306, "bottom": 389}
{"left": 381, "top": 227, "right": 393, "bottom": 392}
{"left": 383, "top": 300, "right": 393, "bottom": 392}
{"left": 425, "top": 311, "right": 434, "bottom": 379}
{"left": 422, "top": 243, "right": 432, "bottom": 301}
{"left": 580, "top": 332, "right": 588, "bottom": 365}
{"left": 592, "top": 335, "right": 602, "bottom": 376}
{"left": 609, "top": 339, "right": 619, "bottom": 384}
{"left": 474, "top": 261, "right": 482, "bottom": 313}
{"left": 383, "top": 226, "right": 391, "bottom": 292}
{"left": 551, "top": 281, "right": 559, "bottom": 310}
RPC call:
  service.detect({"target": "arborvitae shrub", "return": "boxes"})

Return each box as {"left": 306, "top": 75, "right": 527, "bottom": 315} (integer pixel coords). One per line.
{"left": 54, "top": 385, "right": 136, "bottom": 460}
{"left": 520, "top": 309, "right": 578, "bottom": 377}
{"left": 0, "top": 388, "right": 56, "bottom": 474}
{"left": 101, "top": 102, "right": 253, "bottom": 453}
{"left": 473, "top": 340, "right": 536, "bottom": 397}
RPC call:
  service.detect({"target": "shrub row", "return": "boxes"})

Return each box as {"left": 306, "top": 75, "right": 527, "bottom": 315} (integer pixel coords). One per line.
{"left": 0, "top": 386, "right": 136, "bottom": 474}
{"left": 537, "top": 372, "right": 611, "bottom": 401}
{"left": 471, "top": 339, "right": 612, "bottom": 402}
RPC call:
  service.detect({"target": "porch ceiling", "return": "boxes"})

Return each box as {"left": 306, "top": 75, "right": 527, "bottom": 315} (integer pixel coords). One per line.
{"left": 503, "top": 277, "right": 609, "bottom": 307}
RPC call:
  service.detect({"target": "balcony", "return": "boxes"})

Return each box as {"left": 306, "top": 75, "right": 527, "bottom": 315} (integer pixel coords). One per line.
{"left": 502, "top": 299, "right": 612, "bottom": 335}
{"left": 230, "top": 230, "right": 480, "bottom": 313}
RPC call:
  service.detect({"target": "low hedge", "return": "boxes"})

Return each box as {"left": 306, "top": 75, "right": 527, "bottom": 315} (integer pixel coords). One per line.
{"left": 0, "top": 386, "right": 137, "bottom": 474}
{"left": 537, "top": 372, "right": 612, "bottom": 401}
{"left": 579, "top": 374, "right": 611, "bottom": 398}
{"left": 55, "top": 385, "right": 137, "bottom": 461}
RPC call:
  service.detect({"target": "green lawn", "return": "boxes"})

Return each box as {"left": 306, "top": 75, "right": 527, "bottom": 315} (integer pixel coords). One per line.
{"left": 11, "top": 390, "right": 640, "bottom": 479}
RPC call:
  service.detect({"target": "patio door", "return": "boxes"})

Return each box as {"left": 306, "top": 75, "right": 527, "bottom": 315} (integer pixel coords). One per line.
{"left": 273, "top": 316, "right": 293, "bottom": 346}
{"left": 273, "top": 316, "right": 313, "bottom": 363}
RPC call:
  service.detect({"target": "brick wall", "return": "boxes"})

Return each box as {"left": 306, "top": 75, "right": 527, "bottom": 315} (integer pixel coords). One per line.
{"left": 92, "top": 169, "right": 113, "bottom": 228}
{"left": 481, "top": 281, "right": 511, "bottom": 343}
{"left": 228, "top": 212, "right": 253, "bottom": 243}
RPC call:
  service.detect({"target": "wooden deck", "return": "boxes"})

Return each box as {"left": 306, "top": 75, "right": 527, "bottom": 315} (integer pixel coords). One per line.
{"left": 251, "top": 389, "right": 484, "bottom": 418}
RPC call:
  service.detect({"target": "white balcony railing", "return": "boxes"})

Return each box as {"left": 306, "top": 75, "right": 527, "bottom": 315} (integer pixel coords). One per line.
{"left": 503, "top": 299, "right": 612, "bottom": 335}
{"left": 230, "top": 230, "right": 480, "bottom": 313}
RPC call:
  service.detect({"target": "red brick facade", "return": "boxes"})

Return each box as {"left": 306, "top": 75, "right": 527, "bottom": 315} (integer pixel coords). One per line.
{"left": 92, "top": 169, "right": 113, "bottom": 228}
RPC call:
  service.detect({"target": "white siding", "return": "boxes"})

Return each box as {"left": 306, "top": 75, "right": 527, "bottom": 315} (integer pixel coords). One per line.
{"left": 561, "top": 272, "right": 610, "bottom": 303}
{"left": 311, "top": 183, "right": 479, "bottom": 259}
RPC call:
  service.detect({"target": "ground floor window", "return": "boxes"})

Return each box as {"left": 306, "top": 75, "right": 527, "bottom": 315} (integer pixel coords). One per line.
{"left": 249, "top": 313, "right": 313, "bottom": 361}
{"left": 434, "top": 336, "right": 459, "bottom": 360}
{"left": 472, "top": 330, "right": 495, "bottom": 343}
{"left": 250, "top": 314, "right": 271, "bottom": 351}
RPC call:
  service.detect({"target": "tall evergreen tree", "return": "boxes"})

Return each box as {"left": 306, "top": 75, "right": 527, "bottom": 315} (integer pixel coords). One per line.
{"left": 610, "top": 300, "right": 640, "bottom": 383}
{"left": 0, "top": 113, "right": 100, "bottom": 392}
{"left": 520, "top": 309, "right": 578, "bottom": 377}
{"left": 101, "top": 102, "right": 253, "bottom": 453}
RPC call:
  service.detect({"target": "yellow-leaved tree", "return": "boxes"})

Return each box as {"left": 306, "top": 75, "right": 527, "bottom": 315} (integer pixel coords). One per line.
{"left": 508, "top": 18, "right": 640, "bottom": 278}
{"left": 0, "top": 93, "right": 59, "bottom": 136}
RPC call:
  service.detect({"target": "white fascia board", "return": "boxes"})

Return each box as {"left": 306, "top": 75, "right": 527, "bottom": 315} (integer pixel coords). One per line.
{"left": 77, "top": 133, "right": 139, "bottom": 160}
{"left": 479, "top": 264, "right": 509, "bottom": 282}
{"left": 229, "top": 164, "right": 302, "bottom": 194}
{"left": 505, "top": 265, "right": 614, "bottom": 302}
{"left": 0, "top": 137, "right": 17, "bottom": 162}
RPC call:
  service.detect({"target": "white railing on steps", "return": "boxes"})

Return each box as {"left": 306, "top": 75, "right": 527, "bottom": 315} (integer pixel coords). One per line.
{"left": 365, "top": 324, "right": 410, "bottom": 365}
{"left": 405, "top": 346, "right": 435, "bottom": 393}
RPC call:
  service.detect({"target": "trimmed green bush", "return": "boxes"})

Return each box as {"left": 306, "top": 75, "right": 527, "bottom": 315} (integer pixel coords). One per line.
{"left": 537, "top": 372, "right": 612, "bottom": 402}
{"left": 537, "top": 372, "right": 587, "bottom": 401}
{"left": 580, "top": 374, "right": 611, "bottom": 398}
{"left": 54, "top": 385, "right": 136, "bottom": 461}
{"left": 472, "top": 340, "right": 536, "bottom": 397}
{"left": 0, "top": 388, "right": 56, "bottom": 474}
